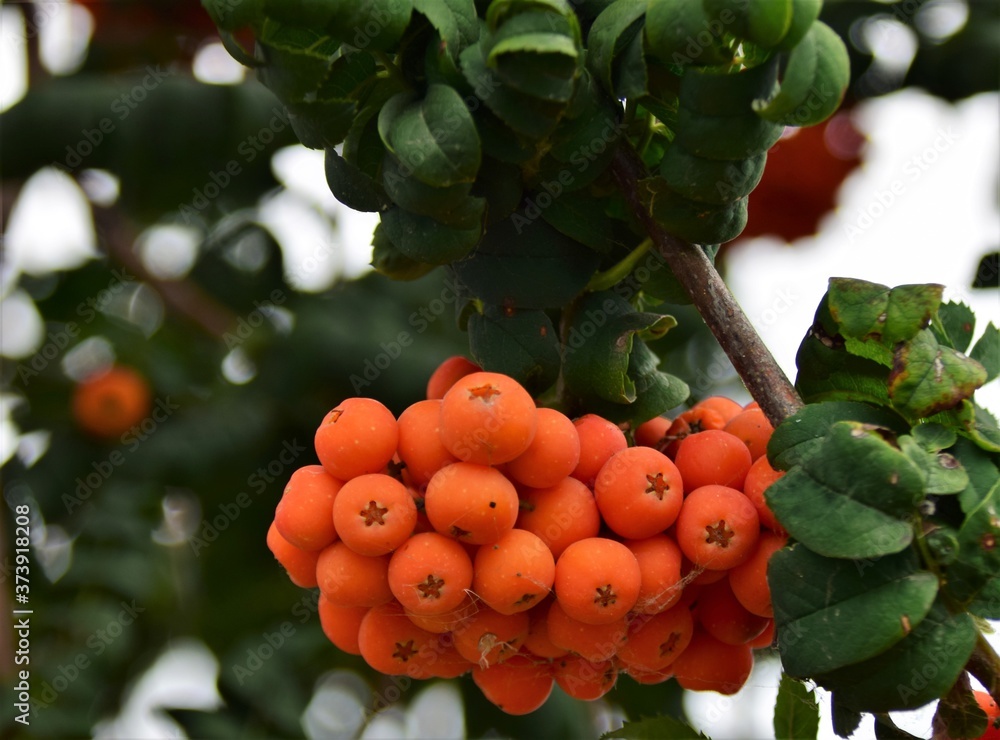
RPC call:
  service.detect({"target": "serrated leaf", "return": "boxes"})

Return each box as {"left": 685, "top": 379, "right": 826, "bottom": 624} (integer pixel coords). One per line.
{"left": 934, "top": 300, "right": 976, "bottom": 352}
{"left": 382, "top": 84, "right": 481, "bottom": 187}
{"left": 774, "top": 674, "right": 820, "bottom": 740}
{"left": 949, "top": 475, "right": 1000, "bottom": 604}
{"left": 601, "top": 715, "right": 708, "bottom": 740}
{"left": 815, "top": 601, "right": 976, "bottom": 713}
{"left": 970, "top": 323, "right": 1000, "bottom": 382}
{"left": 770, "top": 545, "right": 939, "bottom": 677}
{"left": 766, "top": 401, "right": 908, "bottom": 470}
{"left": 257, "top": 23, "right": 340, "bottom": 103}
{"left": 889, "top": 329, "right": 987, "bottom": 419}
{"left": 325, "top": 147, "right": 387, "bottom": 212}
{"left": 935, "top": 683, "right": 990, "bottom": 740}
{"left": 468, "top": 306, "right": 560, "bottom": 394}
{"left": 827, "top": 278, "right": 943, "bottom": 347}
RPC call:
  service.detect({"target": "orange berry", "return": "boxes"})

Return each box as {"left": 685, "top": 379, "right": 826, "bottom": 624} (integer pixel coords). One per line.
{"left": 472, "top": 654, "right": 553, "bottom": 715}
{"left": 453, "top": 605, "right": 530, "bottom": 667}
{"left": 728, "top": 530, "right": 787, "bottom": 618}
{"left": 696, "top": 579, "right": 770, "bottom": 645}
{"left": 672, "top": 629, "right": 754, "bottom": 695}
{"left": 662, "top": 406, "right": 727, "bottom": 457}
{"left": 552, "top": 656, "right": 618, "bottom": 701}
{"left": 439, "top": 371, "right": 537, "bottom": 465}
{"left": 554, "top": 538, "right": 641, "bottom": 625}
{"left": 405, "top": 593, "right": 478, "bottom": 634}
{"left": 624, "top": 664, "right": 674, "bottom": 685}
{"left": 594, "top": 446, "right": 684, "bottom": 539}
{"left": 275, "top": 465, "right": 342, "bottom": 551}
{"left": 635, "top": 415, "right": 672, "bottom": 450}
{"left": 473, "top": 529, "right": 555, "bottom": 615}
{"left": 314, "top": 398, "right": 398, "bottom": 480}
{"left": 974, "top": 691, "right": 1000, "bottom": 740}
{"left": 317, "top": 595, "right": 367, "bottom": 655}
{"left": 570, "top": 414, "right": 627, "bottom": 487}
{"left": 266, "top": 521, "right": 320, "bottom": 588}
{"left": 396, "top": 399, "right": 458, "bottom": 487}
{"left": 516, "top": 477, "right": 601, "bottom": 559}
{"left": 522, "top": 600, "right": 569, "bottom": 659}
{"left": 427, "top": 355, "right": 481, "bottom": 400}
{"left": 617, "top": 603, "right": 695, "bottom": 672}
{"left": 723, "top": 407, "right": 775, "bottom": 461}
{"left": 424, "top": 462, "right": 519, "bottom": 544}
{"left": 746, "top": 619, "right": 775, "bottom": 649}
{"left": 315, "top": 541, "right": 393, "bottom": 607}
{"left": 505, "top": 408, "right": 581, "bottom": 488}
{"left": 72, "top": 365, "right": 152, "bottom": 439}
{"left": 388, "top": 532, "right": 474, "bottom": 615}
{"left": 674, "top": 429, "right": 752, "bottom": 491}
{"left": 545, "top": 599, "right": 627, "bottom": 662}
{"left": 743, "top": 455, "right": 787, "bottom": 534}
{"left": 422, "top": 634, "right": 476, "bottom": 678}
{"left": 357, "top": 600, "right": 437, "bottom": 677}
{"left": 624, "top": 534, "right": 684, "bottom": 614}
{"left": 692, "top": 395, "right": 744, "bottom": 423}
{"left": 332, "top": 473, "right": 417, "bottom": 556}
{"left": 675, "top": 485, "right": 760, "bottom": 571}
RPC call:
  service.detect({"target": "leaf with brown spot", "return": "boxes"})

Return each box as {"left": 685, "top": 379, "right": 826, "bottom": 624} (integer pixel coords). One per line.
{"left": 888, "top": 329, "right": 987, "bottom": 419}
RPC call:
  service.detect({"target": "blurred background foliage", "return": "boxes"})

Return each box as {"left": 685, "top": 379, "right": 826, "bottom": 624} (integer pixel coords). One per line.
{"left": 0, "top": 0, "right": 997, "bottom": 738}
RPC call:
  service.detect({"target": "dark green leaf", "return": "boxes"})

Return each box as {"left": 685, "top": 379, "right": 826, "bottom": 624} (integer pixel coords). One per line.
{"left": 370, "top": 222, "right": 435, "bottom": 280}
{"left": 899, "top": 435, "right": 969, "bottom": 495}
{"left": 770, "top": 545, "right": 938, "bottom": 677}
{"left": 324, "top": 0, "right": 413, "bottom": 52}
{"left": 451, "top": 209, "right": 601, "bottom": 309}
{"left": 468, "top": 306, "right": 560, "bottom": 394}
{"left": 970, "top": 323, "right": 1000, "bottom": 382}
{"left": 873, "top": 715, "right": 922, "bottom": 739}
{"left": 563, "top": 291, "right": 676, "bottom": 404}
{"left": 965, "top": 576, "right": 1000, "bottom": 619}
{"left": 815, "top": 601, "right": 977, "bottom": 712}
{"left": 601, "top": 715, "right": 708, "bottom": 740}
{"left": 949, "top": 474, "right": 1000, "bottom": 604}
{"left": 773, "top": 673, "right": 820, "bottom": 740}
{"left": 827, "top": 278, "right": 943, "bottom": 347}
{"left": 912, "top": 422, "right": 957, "bottom": 452}
{"left": 202, "top": 0, "right": 264, "bottom": 30}
{"left": 257, "top": 21, "right": 340, "bottom": 102}
{"left": 380, "top": 206, "right": 482, "bottom": 265}
{"left": 539, "top": 190, "right": 634, "bottom": 254}
{"left": 934, "top": 300, "right": 976, "bottom": 352}
{"left": 889, "top": 329, "right": 987, "bottom": 419}
{"left": 413, "top": 0, "right": 480, "bottom": 58}
{"left": 382, "top": 84, "right": 481, "bottom": 187}
{"left": 285, "top": 98, "right": 356, "bottom": 149}
{"left": 586, "top": 0, "right": 646, "bottom": 95}
{"left": 644, "top": 0, "right": 734, "bottom": 66}
{"left": 767, "top": 400, "right": 908, "bottom": 470}
{"left": 325, "top": 147, "right": 388, "bottom": 212}
{"left": 635, "top": 244, "right": 719, "bottom": 306}
{"left": 794, "top": 325, "right": 893, "bottom": 408}
{"left": 831, "top": 695, "right": 863, "bottom": 738}
{"left": 381, "top": 152, "right": 480, "bottom": 222}
{"left": 614, "top": 23, "right": 649, "bottom": 100}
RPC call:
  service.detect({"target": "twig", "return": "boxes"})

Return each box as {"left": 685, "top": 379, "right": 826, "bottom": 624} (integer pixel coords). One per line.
{"left": 610, "top": 144, "right": 803, "bottom": 426}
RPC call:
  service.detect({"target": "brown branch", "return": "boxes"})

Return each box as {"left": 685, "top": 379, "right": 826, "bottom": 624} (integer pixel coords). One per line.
{"left": 610, "top": 144, "right": 803, "bottom": 427}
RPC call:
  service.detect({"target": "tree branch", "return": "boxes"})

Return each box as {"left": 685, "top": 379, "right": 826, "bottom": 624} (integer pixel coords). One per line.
{"left": 610, "top": 144, "right": 803, "bottom": 427}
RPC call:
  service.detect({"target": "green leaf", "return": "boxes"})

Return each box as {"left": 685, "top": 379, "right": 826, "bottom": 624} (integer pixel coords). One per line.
{"left": 468, "top": 306, "right": 560, "bottom": 394}
{"left": 754, "top": 21, "right": 850, "bottom": 127}
{"left": 660, "top": 144, "right": 767, "bottom": 205}
{"left": 970, "top": 323, "right": 1000, "bottom": 382}
{"left": 773, "top": 673, "right": 820, "bottom": 740}
{"left": 563, "top": 291, "right": 674, "bottom": 404}
{"left": 257, "top": 21, "right": 340, "bottom": 100}
{"left": 325, "top": 147, "right": 388, "bottom": 212}
{"left": 794, "top": 319, "right": 893, "bottom": 407}
{"left": 950, "top": 474, "right": 1000, "bottom": 603}
{"left": 648, "top": 181, "right": 749, "bottom": 245}
{"left": 601, "top": 715, "right": 708, "bottom": 740}
{"left": 815, "top": 601, "right": 977, "bottom": 712}
{"left": 873, "top": 715, "right": 922, "bottom": 739}
{"left": 587, "top": 0, "right": 646, "bottom": 96}
{"left": 381, "top": 152, "right": 480, "bottom": 223}
{"left": 831, "top": 695, "right": 863, "bottom": 739}
{"left": 202, "top": 0, "right": 264, "bottom": 30}
{"left": 381, "top": 84, "right": 482, "bottom": 187}
{"left": 827, "top": 278, "right": 943, "bottom": 347}
{"left": 767, "top": 401, "right": 909, "bottom": 470}
{"left": 644, "top": 0, "right": 735, "bottom": 67}
{"left": 934, "top": 300, "right": 976, "bottom": 352}
{"left": 911, "top": 422, "right": 957, "bottom": 452}
{"left": 284, "top": 98, "right": 356, "bottom": 149}
{"left": 324, "top": 0, "right": 413, "bottom": 52}
{"left": 889, "top": 329, "right": 987, "bottom": 419}
{"left": 370, "top": 222, "right": 435, "bottom": 280}
{"left": 451, "top": 209, "right": 601, "bottom": 309}
{"left": 538, "top": 191, "right": 634, "bottom": 254}
{"left": 678, "top": 56, "right": 781, "bottom": 117}
{"left": 635, "top": 244, "right": 719, "bottom": 305}
{"left": 899, "top": 436, "right": 969, "bottom": 495}
{"left": 380, "top": 206, "right": 482, "bottom": 265}
{"left": 413, "top": 0, "right": 480, "bottom": 59}
{"left": 770, "top": 545, "right": 939, "bottom": 677}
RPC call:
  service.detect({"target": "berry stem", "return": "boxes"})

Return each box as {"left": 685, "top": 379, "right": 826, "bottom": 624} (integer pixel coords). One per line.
{"left": 609, "top": 144, "right": 804, "bottom": 427}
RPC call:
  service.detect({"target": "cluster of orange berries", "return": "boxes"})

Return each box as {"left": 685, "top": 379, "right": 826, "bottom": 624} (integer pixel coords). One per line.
{"left": 266, "top": 356, "right": 788, "bottom": 715}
